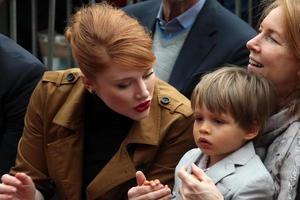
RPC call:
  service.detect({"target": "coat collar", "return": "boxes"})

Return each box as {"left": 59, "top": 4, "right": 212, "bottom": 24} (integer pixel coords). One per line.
{"left": 52, "top": 77, "right": 163, "bottom": 146}
{"left": 52, "top": 79, "right": 86, "bottom": 131}
{"left": 204, "top": 142, "right": 256, "bottom": 184}
{"left": 137, "top": 0, "right": 161, "bottom": 34}
{"left": 50, "top": 78, "right": 167, "bottom": 199}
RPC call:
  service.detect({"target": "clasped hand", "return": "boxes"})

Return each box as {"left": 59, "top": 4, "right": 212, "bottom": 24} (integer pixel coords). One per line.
{"left": 0, "top": 173, "right": 36, "bottom": 200}
{"left": 177, "top": 163, "right": 223, "bottom": 200}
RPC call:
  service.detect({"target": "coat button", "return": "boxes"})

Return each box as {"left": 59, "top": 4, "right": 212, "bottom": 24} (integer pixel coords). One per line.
{"left": 66, "top": 73, "right": 75, "bottom": 82}
{"left": 160, "top": 96, "right": 170, "bottom": 105}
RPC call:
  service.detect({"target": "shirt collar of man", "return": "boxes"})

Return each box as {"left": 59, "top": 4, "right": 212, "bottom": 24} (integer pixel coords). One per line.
{"left": 156, "top": 0, "right": 206, "bottom": 36}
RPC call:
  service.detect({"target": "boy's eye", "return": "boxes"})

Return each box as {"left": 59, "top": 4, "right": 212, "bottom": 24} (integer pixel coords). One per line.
{"left": 213, "top": 119, "right": 225, "bottom": 124}
{"left": 194, "top": 115, "right": 203, "bottom": 122}
{"left": 195, "top": 117, "right": 203, "bottom": 121}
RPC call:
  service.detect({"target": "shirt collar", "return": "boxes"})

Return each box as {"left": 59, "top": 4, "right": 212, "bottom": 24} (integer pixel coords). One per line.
{"left": 156, "top": 0, "right": 206, "bottom": 33}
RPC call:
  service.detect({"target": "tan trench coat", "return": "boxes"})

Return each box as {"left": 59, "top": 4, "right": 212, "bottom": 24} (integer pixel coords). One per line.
{"left": 11, "top": 68, "right": 195, "bottom": 200}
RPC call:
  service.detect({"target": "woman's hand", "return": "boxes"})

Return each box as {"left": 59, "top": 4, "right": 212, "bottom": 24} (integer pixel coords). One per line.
{"left": 177, "top": 163, "right": 223, "bottom": 200}
{"left": 0, "top": 173, "right": 36, "bottom": 200}
{"left": 128, "top": 171, "right": 172, "bottom": 200}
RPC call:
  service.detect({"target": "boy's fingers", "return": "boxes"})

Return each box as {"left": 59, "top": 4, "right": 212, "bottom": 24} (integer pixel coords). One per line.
{"left": 128, "top": 184, "right": 167, "bottom": 199}
{"left": 0, "top": 194, "right": 14, "bottom": 199}
{"left": 0, "top": 183, "right": 17, "bottom": 194}
{"left": 136, "top": 171, "right": 147, "bottom": 186}
{"left": 177, "top": 166, "right": 194, "bottom": 184}
{"left": 1, "top": 174, "right": 22, "bottom": 187}
{"left": 15, "top": 173, "right": 34, "bottom": 186}
{"left": 191, "top": 163, "right": 214, "bottom": 184}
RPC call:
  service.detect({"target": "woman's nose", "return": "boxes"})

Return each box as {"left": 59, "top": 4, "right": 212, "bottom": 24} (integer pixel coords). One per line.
{"left": 246, "top": 34, "right": 260, "bottom": 52}
{"left": 135, "top": 80, "right": 149, "bottom": 99}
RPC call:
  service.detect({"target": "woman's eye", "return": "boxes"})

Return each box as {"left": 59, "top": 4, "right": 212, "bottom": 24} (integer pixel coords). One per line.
{"left": 143, "top": 71, "right": 154, "bottom": 79}
{"left": 117, "top": 82, "right": 131, "bottom": 89}
{"left": 266, "top": 35, "right": 279, "bottom": 44}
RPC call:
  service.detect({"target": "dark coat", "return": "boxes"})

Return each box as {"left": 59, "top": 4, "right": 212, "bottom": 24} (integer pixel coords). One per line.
{"left": 0, "top": 34, "right": 46, "bottom": 176}
{"left": 11, "top": 69, "right": 195, "bottom": 199}
{"left": 124, "top": 0, "right": 256, "bottom": 97}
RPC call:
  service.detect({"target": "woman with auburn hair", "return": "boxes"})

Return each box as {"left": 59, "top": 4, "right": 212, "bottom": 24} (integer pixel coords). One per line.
{"left": 0, "top": 3, "right": 194, "bottom": 200}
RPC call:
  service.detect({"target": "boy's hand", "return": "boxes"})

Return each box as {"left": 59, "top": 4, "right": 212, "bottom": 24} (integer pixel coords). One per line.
{"left": 0, "top": 173, "right": 37, "bottom": 200}
{"left": 128, "top": 171, "right": 172, "bottom": 200}
{"left": 177, "top": 163, "right": 223, "bottom": 200}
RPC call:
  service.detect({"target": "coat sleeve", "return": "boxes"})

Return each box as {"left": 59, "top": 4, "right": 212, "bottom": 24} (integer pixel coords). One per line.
{"left": 9, "top": 79, "right": 55, "bottom": 199}
{"left": 0, "top": 62, "right": 45, "bottom": 176}
{"left": 231, "top": 173, "right": 275, "bottom": 200}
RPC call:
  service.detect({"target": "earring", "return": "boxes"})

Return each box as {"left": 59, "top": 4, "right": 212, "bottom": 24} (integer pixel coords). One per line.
{"left": 91, "top": 90, "right": 96, "bottom": 95}
{"left": 88, "top": 88, "right": 96, "bottom": 94}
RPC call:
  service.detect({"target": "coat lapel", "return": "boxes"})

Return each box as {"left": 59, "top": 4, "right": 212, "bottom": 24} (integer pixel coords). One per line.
{"left": 142, "top": 0, "right": 161, "bottom": 34}
{"left": 205, "top": 159, "right": 235, "bottom": 184}
{"left": 52, "top": 80, "right": 86, "bottom": 130}
{"left": 206, "top": 142, "right": 256, "bottom": 184}
{"left": 86, "top": 80, "right": 162, "bottom": 199}
{"left": 48, "top": 80, "right": 86, "bottom": 199}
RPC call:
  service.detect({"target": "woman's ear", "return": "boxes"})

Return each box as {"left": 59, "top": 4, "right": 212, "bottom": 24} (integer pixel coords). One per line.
{"left": 244, "top": 123, "right": 260, "bottom": 141}
{"left": 80, "top": 74, "right": 94, "bottom": 93}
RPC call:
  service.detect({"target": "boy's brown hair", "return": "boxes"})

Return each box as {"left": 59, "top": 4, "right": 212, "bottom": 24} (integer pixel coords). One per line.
{"left": 191, "top": 66, "right": 275, "bottom": 131}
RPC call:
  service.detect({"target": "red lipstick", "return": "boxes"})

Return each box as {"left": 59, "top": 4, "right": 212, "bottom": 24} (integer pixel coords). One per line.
{"left": 134, "top": 100, "right": 151, "bottom": 112}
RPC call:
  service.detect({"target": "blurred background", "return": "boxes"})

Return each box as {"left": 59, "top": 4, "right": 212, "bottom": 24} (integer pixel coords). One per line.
{"left": 0, "top": 0, "right": 262, "bottom": 71}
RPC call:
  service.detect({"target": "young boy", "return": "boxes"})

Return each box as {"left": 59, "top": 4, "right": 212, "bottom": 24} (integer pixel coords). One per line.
{"left": 173, "top": 66, "right": 275, "bottom": 199}
{"left": 128, "top": 66, "right": 275, "bottom": 200}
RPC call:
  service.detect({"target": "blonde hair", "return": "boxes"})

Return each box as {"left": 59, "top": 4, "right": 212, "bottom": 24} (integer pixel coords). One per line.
{"left": 191, "top": 66, "right": 275, "bottom": 131}
{"left": 65, "top": 3, "right": 155, "bottom": 79}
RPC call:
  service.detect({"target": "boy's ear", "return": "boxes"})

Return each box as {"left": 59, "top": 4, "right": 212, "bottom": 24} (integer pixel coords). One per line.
{"left": 244, "top": 123, "right": 260, "bottom": 141}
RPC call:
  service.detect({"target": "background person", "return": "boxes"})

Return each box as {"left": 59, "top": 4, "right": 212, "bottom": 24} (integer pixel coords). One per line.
{"left": 0, "top": 33, "right": 46, "bottom": 176}
{"left": 0, "top": 4, "right": 194, "bottom": 200}
{"left": 124, "top": 0, "right": 256, "bottom": 97}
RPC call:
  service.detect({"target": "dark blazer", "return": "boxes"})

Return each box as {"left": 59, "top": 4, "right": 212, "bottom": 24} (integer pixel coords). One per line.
{"left": 0, "top": 34, "right": 46, "bottom": 176}
{"left": 124, "top": 0, "right": 256, "bottom": 97}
